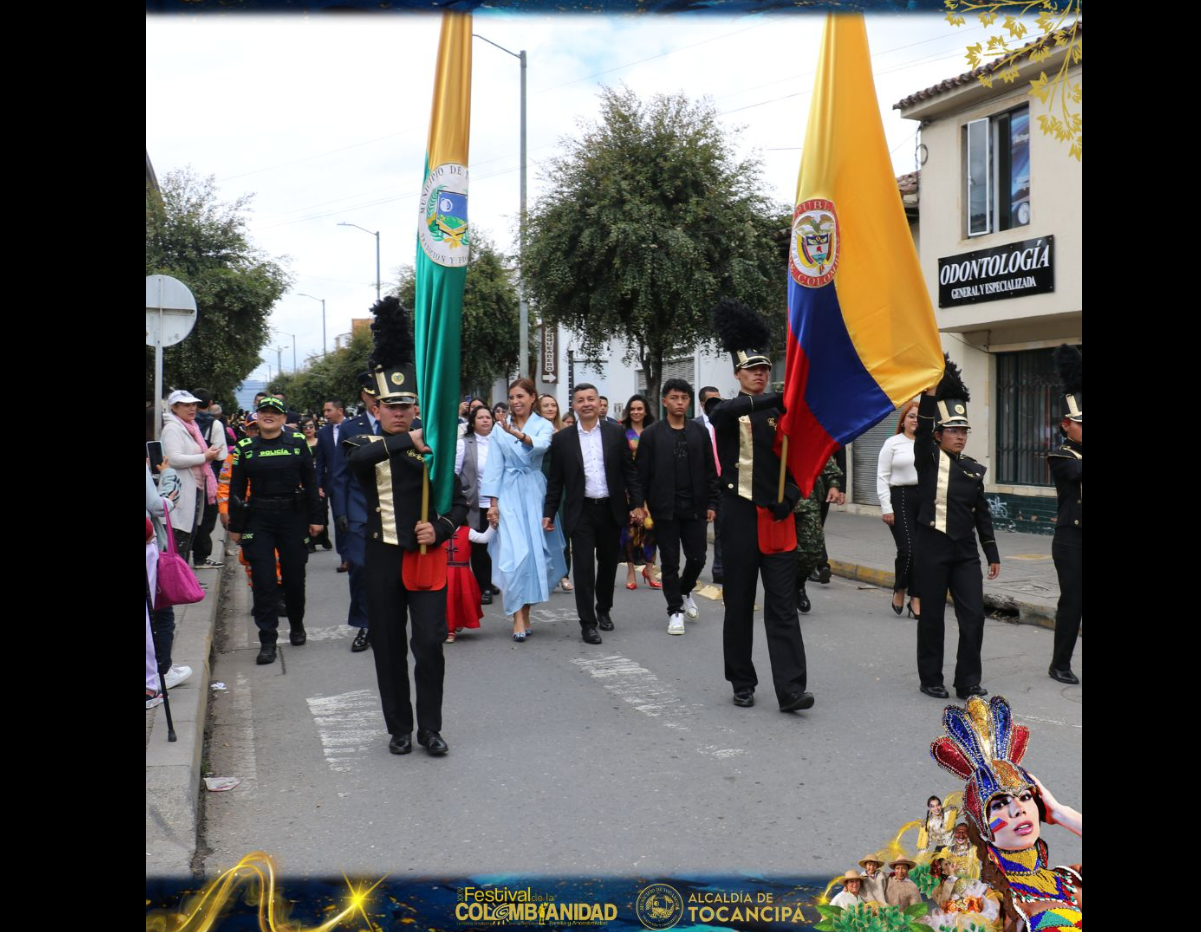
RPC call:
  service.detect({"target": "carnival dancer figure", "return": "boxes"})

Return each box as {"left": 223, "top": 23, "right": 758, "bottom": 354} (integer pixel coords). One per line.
{"left": 345, "top": 297, "right": 467, "bottom": 757}
{"left": 709, "top": 298, "right": 812, "bottom": 713}
{"left": 930, "top": 695, "right": 1082, "bottom": 931}
{"left": 914, "top": 356, "right": 1000, "bottom": 700}
{"left": 1046, "top": 345, "right": 1082, "bottom": 685}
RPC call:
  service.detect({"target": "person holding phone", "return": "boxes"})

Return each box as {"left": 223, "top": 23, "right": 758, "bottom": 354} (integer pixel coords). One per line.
{"left": 161, "top": 390, "right": 223, "bottom": 562}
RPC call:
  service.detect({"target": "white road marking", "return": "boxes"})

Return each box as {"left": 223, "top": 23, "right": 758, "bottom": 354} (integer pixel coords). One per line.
{"left": 299, "top": 624, "right": 354, "bottom": 642}
{"left": 305, "top": 689, "right": 385, "bottom": 772}
{"left": 571, "top": 654, "right": 745, "bottom": 759}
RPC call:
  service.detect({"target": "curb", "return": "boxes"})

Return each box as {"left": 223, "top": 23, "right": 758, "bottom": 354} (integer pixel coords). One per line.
{"left": 146, "top": 532, "right": 225, "bottom": 877}
{"left": 827, "top": 559, "right": 1056, "bottom": 630}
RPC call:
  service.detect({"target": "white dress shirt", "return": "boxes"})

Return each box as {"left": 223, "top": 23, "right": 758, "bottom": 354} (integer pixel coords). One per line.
{"left": 577, "top": 420, "right": 610, "bottom": 498}
{"left": 876, "top": 432, "right": 918, "bottom": 515}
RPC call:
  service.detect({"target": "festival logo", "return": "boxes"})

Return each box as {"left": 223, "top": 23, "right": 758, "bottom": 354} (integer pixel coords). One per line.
{"left": 419, "top": 162, "right": 470, "bottom": 267}
{"left": 635, "top": 883, "right": 684, "bottom": 930}
{"left": 789, "top": 199, "right": 840, "bottom": 288}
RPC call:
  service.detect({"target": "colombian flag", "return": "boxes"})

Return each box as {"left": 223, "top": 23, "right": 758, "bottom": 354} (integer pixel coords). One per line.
{"left": 415, "top": 12, "right": 472, "bottom": 514}
{"left": 777, "top": 14, "right": 942, "bottom": 496}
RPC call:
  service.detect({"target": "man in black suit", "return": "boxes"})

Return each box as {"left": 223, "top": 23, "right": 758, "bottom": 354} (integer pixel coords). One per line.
{"left": 543, "top": 382, "right": 644, "bottom": 644}
{"left": 696, "top": 386, "right": 725, "bottom": 584}
{"left": 315, "top": 398, "right": 349, "bottom": 570}
{"left": 636, "top": 378, "right": 719, "bottom": 635}
{"left": 332, "top": 381, "right": 377, "bottom": 652}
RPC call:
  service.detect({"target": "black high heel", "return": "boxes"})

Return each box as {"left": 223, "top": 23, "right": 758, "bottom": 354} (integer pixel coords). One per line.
{"left": 907, "top": 600, "right": 920, "bottom": 620}
{"left": 890, "top": 594, "right": 904, "bottom": 616}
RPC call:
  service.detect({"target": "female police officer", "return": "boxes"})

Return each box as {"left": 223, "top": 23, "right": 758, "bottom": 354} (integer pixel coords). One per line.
{"left": 227, "top": 396, "right": 325, "bottom": 665}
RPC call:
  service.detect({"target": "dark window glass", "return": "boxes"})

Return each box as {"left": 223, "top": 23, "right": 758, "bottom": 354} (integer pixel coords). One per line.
{"left": 995, "top": 348, "right": 1061, "bottom": 486}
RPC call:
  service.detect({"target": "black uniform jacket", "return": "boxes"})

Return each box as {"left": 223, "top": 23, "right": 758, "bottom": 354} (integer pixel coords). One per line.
{"left": 227, "top": 430, "right": 323, "bottom": 534}
{"left": 915, "top": 395, "right": 1000, "bottom": 564}
{"left": 709, "top": 392, "right": 800, "bottom": 510}
{"left": 544, "top": 419, "right": 643, "bottom": 537}
{"left": 1046, "top": 439, "right": 1082, "bottom": 530}
{"left": 635, "top": 418, "right": 720, "bottom": 521}
{"left": 344, "top": 429, "right": 467, "bottom": 551}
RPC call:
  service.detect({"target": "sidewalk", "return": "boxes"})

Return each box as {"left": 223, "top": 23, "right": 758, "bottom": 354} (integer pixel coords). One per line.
{"left": 146, "top": 530, "right": 227, "bottom": 877}
{"left": 820, "top": 510, "right": 1060, "bottom": 627}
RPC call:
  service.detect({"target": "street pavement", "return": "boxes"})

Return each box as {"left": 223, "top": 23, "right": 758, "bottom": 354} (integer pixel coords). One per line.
{"left": 190, "top": 532, "right": 1081, "bottom": 880}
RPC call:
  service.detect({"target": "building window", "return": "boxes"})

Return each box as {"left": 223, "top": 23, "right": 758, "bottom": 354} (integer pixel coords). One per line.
{"left": 966, "top": 105, "right": 1031, "bottom": 237}
{"left": 994, "top": 347, "right": 1064, "bottom": 487}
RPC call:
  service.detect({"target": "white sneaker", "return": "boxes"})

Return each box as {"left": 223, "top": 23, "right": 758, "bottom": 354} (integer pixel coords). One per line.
{"left": 164, "top": 665, "right": 193, "bottom": 690}
{"left": 667, "top": 613, "right": 685, "bottom": 636}
{"left": 146, "top": 691, "right": 163, "bottom": 710}
{"left": 682, "top": 594, "right": 699, "bottom": 620}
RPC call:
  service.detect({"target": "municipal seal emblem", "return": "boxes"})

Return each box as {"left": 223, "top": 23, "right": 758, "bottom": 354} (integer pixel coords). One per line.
{"left": 789, "top": 198, "right": 840, "bottom": 288}
{"left": 635, "top": 883, "right": 683, "bottom": 930}
{"left": 418, "top": 162, "right": 470, "bottom": 267}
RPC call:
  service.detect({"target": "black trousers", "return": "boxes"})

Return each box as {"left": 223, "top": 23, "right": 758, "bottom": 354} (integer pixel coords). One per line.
{"left": 364, "top": 540, "right": 446, "bottom": 735}
{"left": 470, "top": 511, "right": 492, "bottom": 597}
{"left": 915, "top": 526, "right": 985, "bottom": 689}
{"left": 192, "top": 495, "right": 219, "bottom": 565}
{"left": 569, "top": 499, "right": 622, "bottom": 627}
{"left": 242, "top": 508, "right": 309, "bottom": 643}
{"left": 711, "top": 502, "right": 723, "bottom": 578}
{"left": 656, "top": 515, "right": 708, "bottom": 616}
{"left": 719, "top": 494, "right": 808, "bottom": 700}
{"left": 888, "top": 484, "right": 921, "bottom": 596}
{"left": 1051, "top": 526, "right": 1082, "bottom": 672}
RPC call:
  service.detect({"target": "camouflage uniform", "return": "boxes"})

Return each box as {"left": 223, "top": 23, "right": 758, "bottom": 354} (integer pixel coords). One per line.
{"left": 795, "top": 456, "right": 842, "bottom": 580}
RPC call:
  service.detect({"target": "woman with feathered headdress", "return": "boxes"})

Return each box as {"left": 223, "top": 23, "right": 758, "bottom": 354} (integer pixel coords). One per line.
{"left": 913, "top": 356, "right": 1001, "bottom": 701}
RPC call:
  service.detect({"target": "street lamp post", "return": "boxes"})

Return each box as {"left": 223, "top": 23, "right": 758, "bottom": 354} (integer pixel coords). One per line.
{"left": 474, "top": 33, "right": 529, "bottom": 380}
{"left": 337, "top": 223, "right": 381, "bottom": 301}
{"left": 298, "top": 293, "right": 328, "bottom": 356}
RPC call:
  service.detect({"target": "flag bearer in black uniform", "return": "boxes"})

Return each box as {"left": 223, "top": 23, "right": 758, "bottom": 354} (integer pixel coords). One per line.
{"left": 227, "top": 396, "right": 325, "bottom": 665}
{"left": 344, "top": 297, "right": 467, "bottom": 757}
{"left": 914, "top": 356, "right": 1000, "bottom": 700}
{"left": 709, "top": 299, "right": 813, "bottom": 713}
{"left": 1046, "top": 344, "right": 1082, "bottom": 685}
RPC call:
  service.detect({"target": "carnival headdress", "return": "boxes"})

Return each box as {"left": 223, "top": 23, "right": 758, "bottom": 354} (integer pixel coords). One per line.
{"left": 368, "top": 296, "right": 417, "bottom": 404}
{"left": 934, "top": 353, "right": 971, "bottom": 429}
{"left": 930, "top": 695, "right": 1034, "bottom": 842}
{"left": 1053, "top": 344, "right": 1082, "bottom": 423}
{"left": 712, "top": 298, "right": 772, "bottom": 371}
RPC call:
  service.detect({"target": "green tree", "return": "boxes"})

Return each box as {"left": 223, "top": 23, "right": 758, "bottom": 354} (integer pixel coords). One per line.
{"left": 268, "top": 330, "right": 372, "bottom": 416}
{"left": 146, "top": 168, "right": 291, "bottom": 403}
{"left": 522, "top": 86, "right": 786, "bottom": 410}
{"left": 395, "top": 230, "right": 521, "bottom": 399}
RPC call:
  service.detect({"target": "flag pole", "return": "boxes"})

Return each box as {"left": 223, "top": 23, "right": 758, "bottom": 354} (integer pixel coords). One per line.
{"left": 778, "top": 436, "right": 788, "bottom": 503}
{"left": 420, "top": 463, "right": 430, "bottom": 556}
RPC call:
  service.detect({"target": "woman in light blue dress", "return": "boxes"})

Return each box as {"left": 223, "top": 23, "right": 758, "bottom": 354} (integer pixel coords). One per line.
{"left": 481, "top": 378, "right": 568, "bottom": 641}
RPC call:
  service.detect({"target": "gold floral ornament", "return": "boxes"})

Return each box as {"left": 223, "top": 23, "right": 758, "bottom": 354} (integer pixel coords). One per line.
{"left": 945, "top": 0, "right": 1082, "bottom": 161}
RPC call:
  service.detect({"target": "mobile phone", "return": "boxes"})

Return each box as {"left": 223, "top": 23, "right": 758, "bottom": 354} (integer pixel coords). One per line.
{"left": 147, "top": 440, "right": 164, "bottom": 474}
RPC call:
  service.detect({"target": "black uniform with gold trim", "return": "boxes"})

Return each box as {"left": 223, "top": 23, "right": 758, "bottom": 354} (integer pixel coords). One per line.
{"left": 914, "top": 366, "right": 999, "bottom": 696}
{"left": 1047, "top": 343, "right": 1082, "bottom": 682}
{"left": 228, "top": 425, "right": 323, "bottom": 650}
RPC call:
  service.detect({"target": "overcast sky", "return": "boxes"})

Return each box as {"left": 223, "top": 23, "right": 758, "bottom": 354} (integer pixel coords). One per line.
{"left": 147, "top": 12, "right": 987, "bottom": 382}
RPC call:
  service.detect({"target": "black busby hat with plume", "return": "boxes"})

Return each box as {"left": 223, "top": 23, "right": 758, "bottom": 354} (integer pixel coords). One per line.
{"left": 1053, "top": 344, "right": 1082, "bottom": 423}
{"left": 712, "top": 297, "right": 773, "bottom": 371}
{"left": 934, "top": 353, "right": 971, "bottom": 428}
{"left": 368, "top": 296, "right": 417, "bottom": 404}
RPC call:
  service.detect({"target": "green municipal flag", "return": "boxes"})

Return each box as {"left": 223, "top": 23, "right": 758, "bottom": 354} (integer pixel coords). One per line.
{"left": 415, "top": 11, "right": 472, "bottom": 514}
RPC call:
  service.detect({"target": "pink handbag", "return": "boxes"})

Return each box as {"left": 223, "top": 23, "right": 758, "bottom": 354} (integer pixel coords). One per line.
{"left": 154, "top": 505, "right": 205, "bottom": 608}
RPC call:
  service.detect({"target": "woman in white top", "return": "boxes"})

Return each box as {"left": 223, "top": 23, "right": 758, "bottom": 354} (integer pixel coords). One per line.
{"left": 455, "top": 406, "right": 496, "bottom": 606}
{"left": 877, "top": 401, "right": 921, "bottom": 618}
{"left": 160, "top": 390, "right": 223, "bottom": 562}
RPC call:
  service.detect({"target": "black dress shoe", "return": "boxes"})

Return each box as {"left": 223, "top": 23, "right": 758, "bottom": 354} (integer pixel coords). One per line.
{"left": 956, "top": 684, "right": 989, "bottom": 700}
{"left": 289, "top": 627, "right": 307, "bottom": 646}
{"left": 351, "top": 628, "right": 370, "bottom": 652}
{"left": 732, "top": 688, "right": 755, "bottom": 708}
{"left": 481, "top": 590, "right": 493, "bottom": 605}
{"left": 277, "top": 600, "right": 289, "bottom": 618}
{"left": 779, "top": 691, "right": 815, "bottom": 712}
{"left": 1048, "top": 666, "right": 1079, "bottom": 685}
{"left": 712, "top": 573, "right": 724, "bottom": 585}
{"left": 336, "top": 561, "right": 349, "bottom": 574}
{"left": 321, "top": 540, "right": 333, "bottom": 551}
{"left": 306, "top": 543, "right": 318, "bottom": 554}
{"left": 581, "top": 626, "right": 603, "bottom": 645}
{"left": 256, "top": 644, "right": 277, "bottom": 665}
{"left": 491, "top": 585, "right": 501, "bottom": 595}
{"left": 389, "top": 733, "right": 412, "bottom": 755}
{"left": 417, "top": 730, "right": 449, "bottom": 755}
{"left": 920, "top": 684, "right": 949, "bottom": 699}
{"left": 597, "top": 612, "right": 614, "bottom": 631}
{"left": 797, "top": 584, "right": 811, "bottom": 614}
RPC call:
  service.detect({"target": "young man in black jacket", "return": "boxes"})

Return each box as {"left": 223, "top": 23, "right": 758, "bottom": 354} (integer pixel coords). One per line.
{"left": 635, "top": 379, "right": 719, "bottom": 635}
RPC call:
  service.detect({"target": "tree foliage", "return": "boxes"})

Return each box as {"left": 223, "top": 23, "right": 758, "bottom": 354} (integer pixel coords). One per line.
{"left": 395, "top": 230, "right": 521, "bottom": 399}
{"left": 522, "top": 86, "right": 787, "bottom": 410}
{"left": 146, "top": 168, "right": 291, "bottom": 403}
